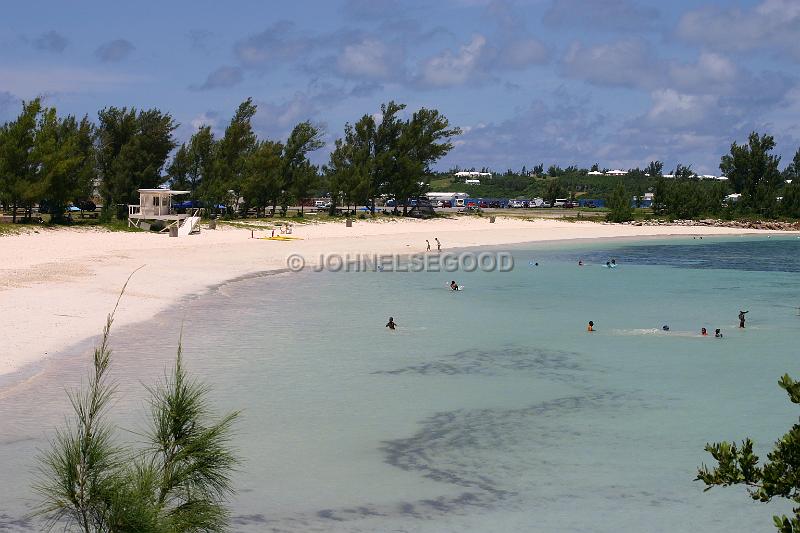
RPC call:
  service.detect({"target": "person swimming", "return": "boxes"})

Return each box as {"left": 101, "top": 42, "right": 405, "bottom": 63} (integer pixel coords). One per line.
{"left": 662, "top": 325, "right": 670, "bottom": 331}
{"left": 715, "top": 328, "right": 723, "bottom": 338}
{"left": 739, "top": 310, "right": 748, "bottom": 328}
{"left": 578, "top": 259, "right": 583, "bottom": 266}
{"left": 386, "top": 317, "right": 397, "bottom": 330}
{"left": 701, "top": 327, "right": 708, "bottom": 336}
{"left": 587, "top": 321, "right": 594, "bottom": 332}
{"left": 611, "top": 259, "right": 616, "bottom": 266}
{"left": 450, "top": 280, "right": 459, "bottom": 291}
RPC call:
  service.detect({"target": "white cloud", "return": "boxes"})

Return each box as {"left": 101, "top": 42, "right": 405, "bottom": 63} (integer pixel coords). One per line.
{"left": 677, "top": 0, "right": 800, "bottom": 61}
{"left": 234, "top": 21, "right": 316, "bottom": 67}
{"left": 562, "top": 39, "right": 658, "bottom": 88}
{"left": 417, "top": 34, "right": 487, "bottom": 87}
{"left": 667, "top": 53, "right": 738, "bottom": 94}
{"left": 414, "top": 32, "right": 546, "bottom": 88}
{"left": 645, "top": 89, "right": 719, "bottom": 128}
{"left": 190, "top": 112, "right": 217, "bottom": 130}
{"left": 253, "top": 92, "right": 320, "bottom": 140}
{"left": 336, "top": 38, "right": 397, "bottom": 80}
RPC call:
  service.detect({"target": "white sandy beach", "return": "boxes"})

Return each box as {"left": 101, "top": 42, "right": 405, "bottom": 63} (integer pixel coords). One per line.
{"left": 0, "top": 217, "right": 790, "bottom": 379}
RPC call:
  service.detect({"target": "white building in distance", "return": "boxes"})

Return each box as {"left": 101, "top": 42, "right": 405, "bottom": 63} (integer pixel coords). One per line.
{"left": 455, "top": 171, "right": 492, "bottom": 178}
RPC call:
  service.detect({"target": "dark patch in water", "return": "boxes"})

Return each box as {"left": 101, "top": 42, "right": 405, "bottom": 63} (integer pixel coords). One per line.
{"left": 0, "top": 512, "right": 32, "bottom": 531}
{"left": 230, "top": 513, "right": 268, "bottom": 524}
{"left": 317, "top": 509, "right": 345, "bottom": 521}
{"left": 251, "top": 391, "right": 644, "bottom": 530}
{"left": 560, "top": 239, "right": 800, "bottom": 273}
{"left": 373, "top": 346, "right": 582, "bottom": 379}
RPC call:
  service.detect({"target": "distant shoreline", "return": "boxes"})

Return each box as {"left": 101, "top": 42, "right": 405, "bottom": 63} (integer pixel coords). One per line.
{"left": 0, "top": 217, "right": 794, "bottom": 386}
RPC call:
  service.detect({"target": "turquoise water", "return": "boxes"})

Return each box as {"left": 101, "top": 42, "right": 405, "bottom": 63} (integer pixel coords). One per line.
{"left": 1, "top": 236, "right": 799, "bottom": 532}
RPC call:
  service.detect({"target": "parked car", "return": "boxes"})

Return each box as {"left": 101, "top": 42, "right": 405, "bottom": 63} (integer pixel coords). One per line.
{"left": 441, "top": 200, "right": 452, "bottom": 208}
{"left": 478, "top": 201, "right": 488, "bottom": 208}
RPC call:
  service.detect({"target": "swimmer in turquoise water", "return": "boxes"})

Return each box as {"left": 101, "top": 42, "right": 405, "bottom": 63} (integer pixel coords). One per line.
{"left": 386, "top": 317, "right": 397, "bottom": 330}
{"left": 739, "top": 310, "right": 748, "bottom": 328}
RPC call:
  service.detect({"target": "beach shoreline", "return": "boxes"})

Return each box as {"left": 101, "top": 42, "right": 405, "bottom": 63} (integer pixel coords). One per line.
{"left": 0, "top": 216, "right": 794, "bottom": 383}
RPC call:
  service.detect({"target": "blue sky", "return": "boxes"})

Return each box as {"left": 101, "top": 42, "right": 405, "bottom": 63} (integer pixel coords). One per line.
{"left": 2, "top": 0, "right": 799, "bottom": 174}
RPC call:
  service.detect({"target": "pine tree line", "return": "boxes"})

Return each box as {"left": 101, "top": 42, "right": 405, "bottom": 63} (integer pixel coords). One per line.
{"left": 0, "top": 98, "right": 460, "bottom": 223}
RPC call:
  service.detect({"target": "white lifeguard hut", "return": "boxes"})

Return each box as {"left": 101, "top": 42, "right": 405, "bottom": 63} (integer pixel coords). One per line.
{"left": 128, "top": 189, "right": 201, "bottom": 236}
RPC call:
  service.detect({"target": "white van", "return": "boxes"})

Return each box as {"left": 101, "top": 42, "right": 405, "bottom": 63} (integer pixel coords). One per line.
{"left": 529, "top": 198, "right": 545, "bottom": 208}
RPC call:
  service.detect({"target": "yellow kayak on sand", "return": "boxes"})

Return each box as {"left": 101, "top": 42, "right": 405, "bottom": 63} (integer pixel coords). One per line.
{"left": 259, "top": 236, "right": 303, "bottom": 241}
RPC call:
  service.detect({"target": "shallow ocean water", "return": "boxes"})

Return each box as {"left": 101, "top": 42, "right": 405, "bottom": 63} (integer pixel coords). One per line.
{"left": 1, "top": 235, "right": 799, "bottom": 532}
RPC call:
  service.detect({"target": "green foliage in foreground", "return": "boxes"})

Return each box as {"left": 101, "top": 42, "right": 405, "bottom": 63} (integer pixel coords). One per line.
{"left": 697, "top": 375, "right": 800, "bottom": 532}
{"left": 34, "top": 274, "right": 239, "bottom": 532}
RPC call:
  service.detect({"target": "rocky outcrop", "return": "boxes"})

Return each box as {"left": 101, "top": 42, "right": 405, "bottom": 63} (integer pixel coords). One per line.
{"left": 606, "top": 219, "right": 800, "bottom": 231}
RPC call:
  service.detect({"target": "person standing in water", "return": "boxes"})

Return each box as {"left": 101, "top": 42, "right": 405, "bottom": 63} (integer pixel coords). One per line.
{"left": 587, "top": 321, "right": 594, "bottom": 332}
{"left": 715, "top": 329, "right": 723, "bottom": 338}
{"left": 701, "top": 327, "right": 708, "bottom": 336}
{"left": 386, "top": 317, "right": 397, "bottom": 330}
{"left": 739, "top": 310, "right": 749, "bottom": 328}
{"left": 450, "top": 280, "right": 459, "bottom": 291}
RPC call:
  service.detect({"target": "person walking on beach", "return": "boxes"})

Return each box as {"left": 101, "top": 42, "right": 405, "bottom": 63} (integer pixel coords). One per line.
{"left": 386, "top": 317, "right": 397, "bottom": 330}
{"left": 739, "top": 310, "right": 749, "bottom": 328}
{"left": 426, "top": 239, "right": 431, "bottom": 251}
{"left": 435, "top": 237, "right": 441, "bottom": 252}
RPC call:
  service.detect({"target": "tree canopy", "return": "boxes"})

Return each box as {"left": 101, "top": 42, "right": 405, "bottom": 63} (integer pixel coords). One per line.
{"left": 697, "top": 374, "right": 800, "bottom": 532}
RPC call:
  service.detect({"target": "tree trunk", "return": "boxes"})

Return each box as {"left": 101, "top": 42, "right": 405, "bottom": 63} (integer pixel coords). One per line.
{"left": 12, "top": 203, "right": 17, "bottom": 223}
